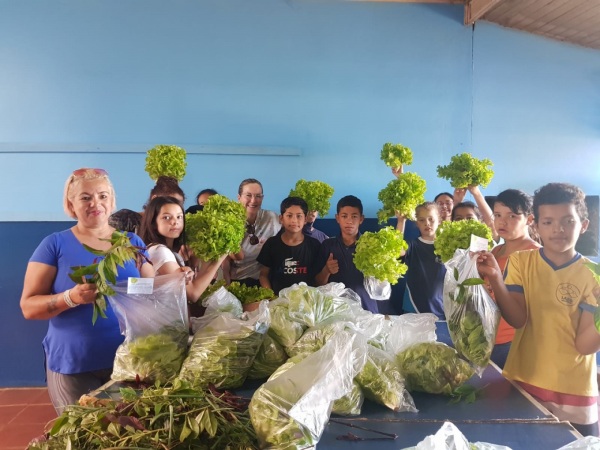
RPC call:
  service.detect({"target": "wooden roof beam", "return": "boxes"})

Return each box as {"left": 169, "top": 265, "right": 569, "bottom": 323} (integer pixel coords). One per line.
{"left": 465, "top": 0, "right": 505, "bottom": 24}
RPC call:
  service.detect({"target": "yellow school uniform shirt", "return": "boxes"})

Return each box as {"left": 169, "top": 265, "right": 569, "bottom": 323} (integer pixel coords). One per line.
{"left": 503, "top": 249, "right": 598, "bottom": 397}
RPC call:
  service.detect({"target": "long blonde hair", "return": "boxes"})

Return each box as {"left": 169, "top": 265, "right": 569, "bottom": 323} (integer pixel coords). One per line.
{"left": 63, "top": 168, "right": 116, "bottom": 219}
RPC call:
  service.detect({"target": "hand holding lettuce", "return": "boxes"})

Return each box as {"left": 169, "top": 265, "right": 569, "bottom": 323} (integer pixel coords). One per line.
{"left": 380, "top": 142, "right": 413, "bottom": 171}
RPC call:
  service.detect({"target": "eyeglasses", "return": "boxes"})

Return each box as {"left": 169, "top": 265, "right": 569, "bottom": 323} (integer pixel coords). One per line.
{"left": 242, "top": 193, "right": 264, "bottom": 200}
{"left": 72, "top": 168, "right": 109, "bottom": 177}
{"left": 246, "top": 223, "right": 259, "bottom": 245}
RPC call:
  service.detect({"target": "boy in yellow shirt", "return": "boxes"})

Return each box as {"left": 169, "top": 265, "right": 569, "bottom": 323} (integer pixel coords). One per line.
{"left": 477, "top": 182, "right": 600, "bottom": 436}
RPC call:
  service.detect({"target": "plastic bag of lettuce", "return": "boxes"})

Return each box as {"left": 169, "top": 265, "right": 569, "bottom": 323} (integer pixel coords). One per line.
{"left": 267, "top": 298, "right": 307, "bottom": 350}
{"left": 443, "top": 250, "right": 500, "bottom": 374}
{"left": 247, "top": 334, "right": 288, "bottom": 380}
{"left": 279, "top": 282, "right": 352, "bottom": 328}
{"left": 249, "top": 331, "right": 362, "bottom": 449}
{"left": 108, "top": 272, "right": 189, "bottom": 384}
{"left": 178, "top": 300, "right": 270, "bottom": 389}
{"left": 388, "top": 314, "right": 476, "bottom": 395}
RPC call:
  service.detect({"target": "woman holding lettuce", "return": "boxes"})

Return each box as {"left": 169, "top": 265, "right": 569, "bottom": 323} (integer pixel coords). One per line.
{"left": 229, "top": 178, "right": 281, "bottom": 287}
{"left": 20, "top": 168, "right": 154, "bottom": 414}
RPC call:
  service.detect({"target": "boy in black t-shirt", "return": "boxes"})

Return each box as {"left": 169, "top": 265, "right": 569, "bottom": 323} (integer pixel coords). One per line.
{"left": 257, "top": 197, "right": 321, "bottom": 294}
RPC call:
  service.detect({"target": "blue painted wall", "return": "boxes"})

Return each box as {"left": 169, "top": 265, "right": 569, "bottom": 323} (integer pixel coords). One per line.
{"left": 1, "top": 0, "right": 599, "bottom": 386}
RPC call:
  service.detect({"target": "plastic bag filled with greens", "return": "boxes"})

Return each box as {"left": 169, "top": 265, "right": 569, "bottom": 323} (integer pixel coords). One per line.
{"left": 286, "top": 321, "right": 347, "bottom": 358}
{"left": 247, "top": 334, "right": 288, "bottom": 380}
{"left": 268, "top": 298, "right": 307, "bottom": 350}
{"left": 178, "top": 300, "right": 270, "bottom": 389}
{"left": 397, "top": 342, "right": 475, "bottom": 395}
{"left": 279, "top": 282, "right": 352, "bottom": 328}
{"left": 444, "top": 250, "right": 500, "bottom": 374}
{"left": 249, "top": 331, "right": 360, "bottom": 450}
{"left": 268, "top": 339, "right": 366, "bottom": 417}
{"left": 202, "top": 285, "right": 243, "bottom": 318}
{"left": 108, "top": 272, "right": 189, "bottom": 383}
{"left": 355, "top": 344, "right": 417, "bottom": 412}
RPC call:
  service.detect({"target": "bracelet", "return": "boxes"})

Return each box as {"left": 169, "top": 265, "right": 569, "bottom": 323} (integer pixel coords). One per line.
{"left": 63, "top": 289, "right": 78, "bottom": 308}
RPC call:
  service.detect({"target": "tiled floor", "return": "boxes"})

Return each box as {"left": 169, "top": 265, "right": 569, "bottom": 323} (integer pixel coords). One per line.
{"left": 0, "top": 388, "right": 56, "bottom": 450}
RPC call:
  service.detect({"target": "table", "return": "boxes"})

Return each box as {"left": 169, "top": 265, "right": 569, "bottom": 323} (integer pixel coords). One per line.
{"left": 95, "top": 321, "right": 583, "bottom": 449}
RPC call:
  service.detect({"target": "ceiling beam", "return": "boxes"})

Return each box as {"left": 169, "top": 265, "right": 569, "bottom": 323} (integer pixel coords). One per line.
{"left": 465, "top": 0, "right": 504, "bottom": 24}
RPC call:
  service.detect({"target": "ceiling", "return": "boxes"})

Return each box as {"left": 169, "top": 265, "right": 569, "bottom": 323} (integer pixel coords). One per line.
{"left": 373, "top": 0, "right": 600, "bottom": 51}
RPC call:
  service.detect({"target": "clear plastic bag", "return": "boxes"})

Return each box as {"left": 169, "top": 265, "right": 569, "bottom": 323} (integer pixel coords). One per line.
{"left": 249, "top": 331, "right": 361, "bottom": 450}
{"left": 247, "top": 334, "right": 288, "bottom": 380}
{"left": 355, "top": 343, "right": 417, "bottom": 412}
{"left": 280, "top": 282, "right": 352, "bottom": 327}
{"left": 364, "top": 275, "right": 392, "bottom": 300}
{"left": 267, "top": 298, "right": 307, "bottom": 350}
{"left": 107, "top": 272, "right": 189, "bottom": 383}
{"left": 202, "top": 286, "right": 243, "bottom": 318}
{"left": 402, "top": 421, "right": 512, "bottom": 450}
{"left": 178, "top": 300, "right": 270, "bottom": 389}
{"left": 388, "top": 314, "right": 475, "bottom": 395}
{"left": 557, "top": 436, "right": 600, "bottom": 449}
{"left": 286, "top": 321, "right": 347, "bottom": 358}
{"left": 443, "top": 250, "right": 500, "bottom": 374}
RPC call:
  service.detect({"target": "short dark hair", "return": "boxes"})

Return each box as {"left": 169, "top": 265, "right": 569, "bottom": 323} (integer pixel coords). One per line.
{"left": 337, "top": 195, "right": 363, "bottom": 215}
{"left": 451, "top": 201, "right": 482, "bottom": 221}
{"left": 533, "top": 183, "right": 588, "bottom": 222}
{"left": 238, "top": 178, "right": 263, "bottom": 195}
{"left": 280, "top": 196, "right": 308, "bottom": 215}
{"left": 145, "top": 176, "right": 185, "bottom": 208}
{"left": 196, "top": 188, "right": 218, "bottom": 204}
{"left": 434, "top": 192, "right": 454, "bottom": 202}
{"left": 494, "top": 189, "right": 533, "bottom": 215}
{"left": 139, "top": 196, "right": 186, "bottom": 251}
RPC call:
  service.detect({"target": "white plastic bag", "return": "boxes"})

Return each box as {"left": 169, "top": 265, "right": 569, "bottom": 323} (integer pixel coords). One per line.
{"left": 443, "top": 250, "right": 500, "bottom": 374}
{"left": 202, "top": 285, "right": 243, "bottom": 318}
{"left": 107, "top": 272, "right": 189, "bottom": 383}
{"left": 402, "top": 421, "right": 512, "bottom": 450}
{"left": 178, "top": 300, "right": 270, "bottom": 389}
{"left": 557, "top": 436, "right": 600, "bottom": 449}
{"left": 249, "top": 331, "right": 361, "bottom": 450}
{"left": 364, "top": 275, "right": 392, "bottom": 300}
{"left": 280, "top": 282, "right": 352, "bottom": 327}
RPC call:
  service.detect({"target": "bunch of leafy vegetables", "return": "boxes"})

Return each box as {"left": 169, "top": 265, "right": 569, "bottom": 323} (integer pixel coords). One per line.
{"left": 396, "top": 342, "right": 475, "bottom": 395}
{"left": 434, "top": 220, "right": 493, "bottom": 263}
{"left": 284, "top": 284, "right": 351, "bottom": 327}
{"left": 447, "top": 271, "right": 495, "bottom": 368}
{"left": 186, "top": 194, "right": 246, "bottom": 261}
{"left": 436, "top": 152, "right": 494, "bottom": 188}
{"left": 332, "top": 381, "right": 364, "bottom": 416}
{"left": 267, "top": 302, "right": 306, "bottom": 350}
{"left": 353, "top": 227, "right": 408, "bottom": 284}
{"left": 379, "top": 142, "right": 413, "bottom": 169}
{"left": 584, "top": 262, "right": 600, "bottom": 332}
{"left": 248, "top": 382, "right": 316, "bottom": 450}
{"left": 178, "top": 321, "right": 264, "bottom": 390}
{"left": 112, "top": 326, "right": 189, "bottom": 384}
{"left": 226, "top": 281, "right": 275, "bottom": 306}
{"left": 355, "top": 345, "right": 415, "bottom": 412}
{"left": 286, "top": 322, "right": 342, "bottom": 359}
{"left": 247, "top": 334, "right": 288, "bottom": 380}
{"left": 145, "top": 144, "right": 187, "bottom": 182}
{"left": 289, "top": 179, "right": 335, "bottom": 217}
{"left": 377, "top": 172, "right": 427, "bottom": 222}
{"left": 27, "top": 379, "right": 258, "bottom": 450}
{"left": 69, "top": 231, "right": 149, "bottom": 324}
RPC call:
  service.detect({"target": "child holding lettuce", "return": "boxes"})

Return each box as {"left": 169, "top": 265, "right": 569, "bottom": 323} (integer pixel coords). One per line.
{"left": 396, "top": 202, "right": 446, "bottom": 318}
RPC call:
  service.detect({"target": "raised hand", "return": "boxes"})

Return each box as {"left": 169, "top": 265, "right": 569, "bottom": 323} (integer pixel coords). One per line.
{"left": 325, "top": 253, "right": 339, "bottom": 275}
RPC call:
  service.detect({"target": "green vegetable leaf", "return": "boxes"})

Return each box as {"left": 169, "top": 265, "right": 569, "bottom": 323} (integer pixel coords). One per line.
{"left": 377, "top": 172, "right": 427, "bottom": 222}
{"left": 353, "top": 227, "right": 408, "bottom": 284}
{"left": 186, "top": 194, "right": 246, "bottom": 261}
{"left": 380, "top": 142, "right": 413, "bottom": 169}
{"left": 434, "top": 220, "right": 493, "bottom": 263}
{"left": 289, "top": 179, "right": 334, "bottom": 217}
{"left": 144, "top": 144, "right": 187, "bottom": 182}
{"left": 436, "top": 152, "right": 494, "bottom": 188}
